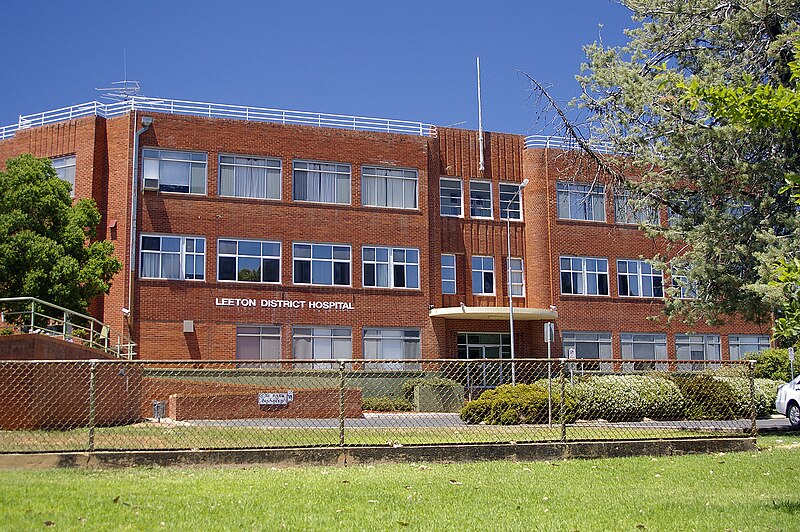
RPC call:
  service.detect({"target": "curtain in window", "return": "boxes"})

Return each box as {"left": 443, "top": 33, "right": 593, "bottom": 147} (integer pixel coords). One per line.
{"left": 319, "top": 169, "right": 335, "bottom": 203}
{"left": 161, "top": 253, "right": 181, "bottom": 279}
{"left": 141, "top": 253, "right": 160, "bottom": 278}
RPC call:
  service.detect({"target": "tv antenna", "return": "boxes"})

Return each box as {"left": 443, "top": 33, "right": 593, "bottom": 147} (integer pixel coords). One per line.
{"left": 96, "top": 50, "right": 143, "bottom": 101}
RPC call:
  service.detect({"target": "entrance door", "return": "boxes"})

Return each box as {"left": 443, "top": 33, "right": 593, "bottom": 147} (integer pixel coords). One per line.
{"left": 457, "top": 333, "right": 511, "bottom": 392}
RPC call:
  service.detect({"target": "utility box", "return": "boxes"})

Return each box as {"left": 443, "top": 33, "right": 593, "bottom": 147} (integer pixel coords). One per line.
{"left": 152, "top": 400, "right": 167, "bottom": 420}
{"left": 413, "top": 384, "right": 465, "bottom": 413}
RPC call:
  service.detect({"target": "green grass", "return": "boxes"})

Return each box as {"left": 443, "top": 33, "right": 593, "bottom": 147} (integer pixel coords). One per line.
{"left": 0, "top": 435, "right": 796, "bottom": 530}
{"left": 0, "top": 423, "right": 745, "bottom": 452}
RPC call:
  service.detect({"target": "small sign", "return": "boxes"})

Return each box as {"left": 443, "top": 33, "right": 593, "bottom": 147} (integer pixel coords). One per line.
{"left": 789, "top": 347, "right": 795, "bottom": 361}
{"left": 258, "top": 392, "right": 294, "bottom": 406}
{"left": 544, "top": 322, "right": 555, "bottom": 343}
{"left": 568, "top": 347, "right": 576, "bottom": 359}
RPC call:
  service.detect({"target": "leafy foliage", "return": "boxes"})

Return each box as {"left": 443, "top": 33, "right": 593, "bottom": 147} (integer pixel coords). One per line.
{"left": 754, "top": 348, "right": 794, "bottom": 382}
{"left": 0, "top": 154, "right": 122, "bottom": 313}
{"left": 572, "top": 375, "right": 684, "bottom": 422}
{"left": 362, "top": 396, "right": 414, "bottom": 412}
{"left": 576, "top": 1, "right": 800, "bottom": 327}
{"left": 460, "top": 384, "right": 575, "bottom": 425}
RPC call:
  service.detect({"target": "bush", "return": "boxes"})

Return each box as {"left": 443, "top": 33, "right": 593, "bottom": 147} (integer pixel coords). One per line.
{"left": 670, "top": 375, "right": 739, "bottom": 420}
{"left": 401, "top": 376, "right": 460, "bottom": 403}
{"left": 572, "top": 375, "right": 684, "bottom": 422}
{"left": 460, "top": 384, "right": 575, "bottom": 425}
{"left": 754, "top": 349, "right": 793, "bottom": 382}
{"left": 362, "top": 396, "right": 414, "bottom": 412}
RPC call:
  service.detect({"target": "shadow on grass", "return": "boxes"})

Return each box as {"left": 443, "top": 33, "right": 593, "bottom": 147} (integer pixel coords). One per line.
{"left": 769, "top": 499, "right": 800, "bottom": 514}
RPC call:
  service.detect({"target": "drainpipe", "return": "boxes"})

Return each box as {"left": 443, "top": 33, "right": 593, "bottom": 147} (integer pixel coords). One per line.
{"left": 127, "top": 113, "right": 153, "bottom": 337}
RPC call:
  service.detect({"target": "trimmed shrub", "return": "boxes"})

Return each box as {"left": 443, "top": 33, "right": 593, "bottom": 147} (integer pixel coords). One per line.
{"left": 362, "top": 396, "right": 414, "bottom": 412}
{"left": 402, "top": 376, "right": 460, "bottom": 403}
{"left": 572, "top": 375, "right": 684, "bottom": 422}
{"left": 754, "top": 349, "right": 793, "bottom": 383}
{"left": 460, "top": 384, "right": 576, "bottom": 425}
{"left": 670, "top": 375, "right": 738, "bottom": 420}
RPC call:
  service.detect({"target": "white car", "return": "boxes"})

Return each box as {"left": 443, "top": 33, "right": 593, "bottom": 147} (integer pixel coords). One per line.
{"left": 775, "top": 375, "right": 800, "bottom": 427}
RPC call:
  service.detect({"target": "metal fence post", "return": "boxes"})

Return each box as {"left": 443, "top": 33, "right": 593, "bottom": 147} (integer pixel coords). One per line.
{"left": 29, "top": 300, "right": 35, "bottom": 332}
{"left": 338, "top": 360, "right": 346, "bottom": 447}
{"left": 560, "top": 360, "right": 567, "bottom": 443}
{"left": 88, "top": 360, "right": 97, "bottom": 451}
{"left": 749, "top": 360, "right": 757, "bottom": 437}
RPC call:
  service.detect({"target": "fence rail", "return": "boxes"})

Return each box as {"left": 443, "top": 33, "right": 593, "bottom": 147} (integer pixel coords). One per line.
{"left": 0, "top": 97, "right": 437, "bottom": 139}
{"left": 524, "top": 134, "right": 615, "bottom": 153}
{"left": 0, "top": 297, "right": 135, "bottom": 359}
{"left": 0, "top": 358, "right": 771, "bottom": 454}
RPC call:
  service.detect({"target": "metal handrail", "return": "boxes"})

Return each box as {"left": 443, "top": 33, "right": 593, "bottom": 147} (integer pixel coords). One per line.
{"left": 524, "top": 134, "right": 615, "bottom": 153}
{"left": 0, "top": 297, "right": 135, "bottom": 359}
{"left": 0, "top": 97, "right": 437, "bottom": 139}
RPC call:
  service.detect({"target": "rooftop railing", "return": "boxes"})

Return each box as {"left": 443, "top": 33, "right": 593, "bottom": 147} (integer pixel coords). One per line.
{"left": 524, "top": 134, "right": 615, "bottom": 153}
{"left": 0, "top": 97, "right": 437, "bottom": 139}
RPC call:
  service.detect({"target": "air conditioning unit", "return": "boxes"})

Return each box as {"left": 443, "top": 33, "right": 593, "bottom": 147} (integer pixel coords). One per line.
{"left": 142, "top": 178, "right": 159, "bottom": 191}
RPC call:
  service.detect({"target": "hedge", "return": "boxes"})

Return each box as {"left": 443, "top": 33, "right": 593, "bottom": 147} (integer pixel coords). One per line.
{"left": 401, "top": 377, "right": 460, "bottom": 403}
{"left": 460, "top": 384, "right": 576, "bottom": 425}
{"left": 753, "top": 349, "right": 793, "bottom": 382}
{"left": 572, "top": 375, "right": 684, "bottom": 422}
{"left": 362, "top": 396, "right": 414, "bottom": 412}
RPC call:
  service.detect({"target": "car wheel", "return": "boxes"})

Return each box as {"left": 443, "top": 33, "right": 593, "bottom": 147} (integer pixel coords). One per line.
{"left": 789, "top": 402, "right": 800, "bottom": 428}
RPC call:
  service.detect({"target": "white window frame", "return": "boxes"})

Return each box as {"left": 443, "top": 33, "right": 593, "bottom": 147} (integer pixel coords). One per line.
{"left": 292, "top": 160, "right": 351, "bottom": 205}
{"left": 218, "top": 154, "right": 282, "bottom": 200}
{"left": 499, "top": 182, "right": 524, "bottom": 221}
{"left": 561, "top": 331, "right": 612, "bottom": 361}
{"left": 621, "top": 333, "right": 667, "bottom": 370}
{"left": 471, "top": 255, "right": 495, "bottom": 295}
{"left": 140, "top": 234, "right": 205, "bottom": 281}
{"left": 676, "top": 334, "right": 721, "bottom": 369}
{"left": 440, "top": 178, "right": 463, "bottom": 217}
{"left": 292, "top": 242, "right": 351, "bottom": 287}
{"left": 142, "top": 148, "right": 207, "bottom": 194}
{"left": 614, "top": 188, "right": 658, "bottom": 225}
{"left": 292, "top": 326, "right": 352, "bottom": 368}
{"left": 362, "top": 246, "right": 420, "bottom": 289}
{"left": 441, "top": 254, "right": 457, "bottom": 295}
{"left": 52, "top": 155, "right": 76, "bottom": 197}
{"left": 729, "top": 335, "right": 770, "bottom": 361}
{"left": 217, "top": 238, "right": 281, "bottom": 284}
{"left": 508, "top": 257, "right": 525, "bottom": 298}
{"left": 671, "top": 274, "right": 698, "bottom": 299}
{"left": 617, "top": 259, "right": 663, "bottom": 298}
{"left": 361, "top": 165, "right": 418, "bottom": 210}
{"left": 559, "top": 256, "right": 610, "bottom": 296}
{"left": 363, "top": 328, "right": 421, "bottom": 370}
{"left": 236, "top": 325, "right": 281, "bottom": 363}
{"left": 469, "top": 181, "right": 493, "bottom": 219}
{"left": 556, "top": 182, "right": 606, "bottom": 221}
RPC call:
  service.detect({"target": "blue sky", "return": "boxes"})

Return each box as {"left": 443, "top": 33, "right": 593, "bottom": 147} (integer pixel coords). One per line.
{"left": 0, "top": 1, "right": 633, "bottom": 135}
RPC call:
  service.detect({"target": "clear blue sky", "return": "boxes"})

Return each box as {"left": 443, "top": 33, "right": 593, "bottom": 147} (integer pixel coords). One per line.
{"left": 0, "top": 1, "right": 633, "bottom": 135}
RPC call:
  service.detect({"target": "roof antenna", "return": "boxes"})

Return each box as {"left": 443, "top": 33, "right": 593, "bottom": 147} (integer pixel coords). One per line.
{"left": 477, "top": 57, "right": 485, "bottom": 172}
{"left": 96, "top": 49, "right": 142, "bottom": 101}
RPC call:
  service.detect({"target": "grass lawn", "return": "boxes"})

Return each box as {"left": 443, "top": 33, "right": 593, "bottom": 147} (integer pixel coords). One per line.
{"left": 0, "top": 435, "right": 797, "bottom": 530}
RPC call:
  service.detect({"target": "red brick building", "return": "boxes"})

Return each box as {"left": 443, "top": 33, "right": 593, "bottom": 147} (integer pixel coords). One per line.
{"left": 0, "top": 98, "right": 770, "bottom": 368}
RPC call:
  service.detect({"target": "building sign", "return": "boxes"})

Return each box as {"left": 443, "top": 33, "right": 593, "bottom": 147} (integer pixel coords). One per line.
{"left": 258, "top": 390, "right": 294, "bottom": 405}
{"left": 215, "top": 298, "right": 354, "bottom": 310}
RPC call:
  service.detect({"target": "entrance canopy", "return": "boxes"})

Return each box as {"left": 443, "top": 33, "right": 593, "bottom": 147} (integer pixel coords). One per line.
{"left": 429, "top": 306, "right": 558, "bottom": 321}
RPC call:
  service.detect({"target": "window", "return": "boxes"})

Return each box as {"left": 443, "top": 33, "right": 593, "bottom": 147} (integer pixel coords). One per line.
{"left": 671, "top": 273, "right": 697, "bottom": 299}
{"left": 508, "top": 258, "right": 524, "bottom": 297}
{"left": 617, "top": 259, "right": 663, "bottom": 298}
{"left": 362, "top": 246, "right": 419, "bottom": 289}
{"left": 471, "top": 256, "right": 494, "bottom": 295}
{"left": 676, "top": 334, "right": 721, "bottom": 370}
{"left": 457, "top": 333, "right": 511, "bottom": 387}
{"left": 621, "top": 333, "right": 667, "bottom": 370}
{"left": 363, "top": 328, "right": 421, "bottom": 370}
{"left": 236, "top": 326, "right": 281, "bottom": 363}
{"left": 292, "top": 160, "right": 350, "bottom": 204}
{"left": 499, "top": 183, "right": 523, "bottom": 221}
{"left": 52, "top": 155, "right": 76, "bottom": 196}
{"left": 142, "top": 149, "right": 207, "bottom": 194}
{"left": 469, "top": 181, "right": 492, "bottom": 218}
{"left": 729, "top": 335, "right": 770, "bottom": 361}
{"left": 292, "top": 327, "right": 351, "bottom": 368}
{"left": 362, "top": 166, "right": 417, "bottom": 209}
{"left": 293, "top": 243, "right": 350, "bottom": 286}
{"left": 559, "top": 256, "right": 609, "bottom": 296}
{"left": 557, "top": 182, "right": 605, "bottom": 221}
{"left": 440, "top": 178, "right": 463, "bottom": 217}
{"left": 614, "top": 189, "right": 657, "bottom": 225}
{"left": 441, "top": 254, "right": 456, "bottom": 294}
{"left": 140, "top": 234, "right": 205, "bottom": 280}
{"left": 219, "top": 155, "right": 281, "bottom": 200}
{"left": 218, "top": 239, "right": 281, "bottom": 283}
{"left": 561, "top": 331, "right": 612, "bottom": 359}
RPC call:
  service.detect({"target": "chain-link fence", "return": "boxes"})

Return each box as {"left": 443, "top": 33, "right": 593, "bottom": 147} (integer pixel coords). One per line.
{"left": 0, "top": 358, "right": 770, "bottom": 453}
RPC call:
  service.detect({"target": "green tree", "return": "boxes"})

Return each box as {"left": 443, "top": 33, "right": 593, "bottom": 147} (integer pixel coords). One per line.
{"left": 0, "top": 154, "right": 122, "bottom": 314}
{"left": 572, "top": 0, "right": 800, "bottom": 329}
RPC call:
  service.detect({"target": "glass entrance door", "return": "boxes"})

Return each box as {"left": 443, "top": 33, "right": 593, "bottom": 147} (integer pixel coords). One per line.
{"left": 457, "top": 333, "right": 511, "bottom": 392}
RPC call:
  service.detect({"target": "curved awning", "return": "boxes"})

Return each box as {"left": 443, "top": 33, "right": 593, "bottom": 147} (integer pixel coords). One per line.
{"left": 429, "top": 306, "right": 558, "bottom": 321}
